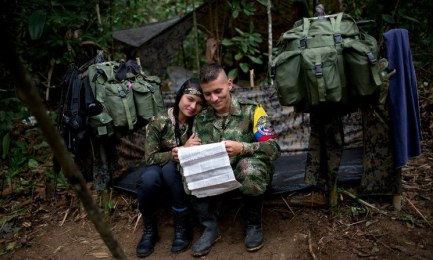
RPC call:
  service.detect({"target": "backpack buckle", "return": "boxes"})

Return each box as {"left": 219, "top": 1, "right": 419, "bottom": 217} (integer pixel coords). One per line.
{"left": 300, "top": 37, "right": 307, "bottom": 48}
{"left": 334, "top": 34, "right": 342, "bottom": 44}
{"left": 315, "top": 64, "right": 323, "bottom": 77}
{"left": 367, "top": 52, "right": 377, "bottom": 65}
{"left": 118, "top": 90, "right": 127, "bottom": 98}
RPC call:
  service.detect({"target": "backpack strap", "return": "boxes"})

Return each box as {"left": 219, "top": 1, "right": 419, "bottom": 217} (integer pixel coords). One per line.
{"left": 331, "top": 13, "right": 343, "bottom": 46}
{"left": 84, "top": 76, "right": 103, "bottom": 116}
{"left": 313, "top": 50, "right": 327, "bottom": 102}
{"left": 300, "top": 17, "right": 311, "bottom": 48}
{"left": 332, "top": 13, "right": 346, "bottom": 90}
{"left": 70, "top": 75, "right": 81, "bottom": 113}
{"left": 68, "top": 71, "right": 83, "bottom": 130}
{"left": 117, "top": 85, "right": 134, "bottom": 130}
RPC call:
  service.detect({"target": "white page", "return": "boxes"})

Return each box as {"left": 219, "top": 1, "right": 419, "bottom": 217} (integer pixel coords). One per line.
{"left": 178, "top": 142, "right": 241, "bottom": 197}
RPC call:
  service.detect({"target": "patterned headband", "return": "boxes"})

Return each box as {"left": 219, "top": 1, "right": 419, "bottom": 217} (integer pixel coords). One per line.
{"left": 184, "top": 87, "right": 203, "bottom": 97}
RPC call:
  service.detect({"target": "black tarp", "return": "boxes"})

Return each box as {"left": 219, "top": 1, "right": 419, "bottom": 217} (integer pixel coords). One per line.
{"left": 112, "top": 147, "right": 363, "bottom": 196}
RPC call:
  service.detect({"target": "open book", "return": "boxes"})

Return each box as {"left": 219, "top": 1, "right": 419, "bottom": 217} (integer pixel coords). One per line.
{"left": 178, "top": 142, "right": 241, "bottom": 198}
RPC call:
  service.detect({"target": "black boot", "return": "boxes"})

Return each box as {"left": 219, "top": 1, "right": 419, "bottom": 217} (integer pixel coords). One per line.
{"left": 171, "top": 209, "right": 192, "bottom": 253}
{"left": 244, "top": 196, "right": 264, "bottom": 252}
{"left": 136, "top": 215, "right": 158, "bottom": 258}
{"left": 191, "top": 198, "right": 221, "bottom": 257}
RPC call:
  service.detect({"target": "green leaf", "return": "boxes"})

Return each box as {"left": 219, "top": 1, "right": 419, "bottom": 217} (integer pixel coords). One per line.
{"left": 400, "top": 14, "right": 420, "bottom": 23}
{"left": 34, "top": 141, "right": 49, "bottom": 150}
{"left": 248, "top": 55, "right": 263, "bottom": 64}
{"left": 28, "top": 10, "right": 47, "bottom": 40}
{"left": 221, "top": 39, "right": 233, "bottom": 46}
{"left": 105, "top": 201, "right": 115, "bottom": 210}
{"left": 6, "top": 242, "right": 17, "bottom": 251}
{"left": 2, "top": 133, "right": 10, "bottom": 159}
{"left": 232, "top": 10, "right": 239, "bottom": 18}
{"left": 234, "top": 53, "right": 243, "bottom": 61}
{"left": 28, "top": 159, "right": 38, "bottom": 169}
{"left": 228, "top": 68, "right": 238, "bottom": 80}
{"left": 239, "top": 62, "right": 249, "bottom": 73}
{"left": 382, "top": 14, "right": 395, "bottom": 24}
{"left": 241, "top": 44, "right": 248, "bottom": 54}
{"left": 234, "top": 27, "right": 245, "bottom": 36}
{"left": 243, "top": 8, "right": 255, "bottom": 16}
{"left": 242, "top": 2, "right": 256, "bottom": 16}
{"left": 365, "top": 220, "right": 375, "bottom": 227}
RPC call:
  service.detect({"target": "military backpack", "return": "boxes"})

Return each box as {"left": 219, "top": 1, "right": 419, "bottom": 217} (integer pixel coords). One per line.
{"left": 271, "top": 12, "right": 382, "bottom": 111}
{"left": 87, "top": 60, "right": 165, "bottom": 136}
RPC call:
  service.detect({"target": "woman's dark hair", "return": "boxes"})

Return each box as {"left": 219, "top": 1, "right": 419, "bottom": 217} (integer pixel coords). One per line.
{"left": 173, "top": 78, "right": 203, "bottom": 145}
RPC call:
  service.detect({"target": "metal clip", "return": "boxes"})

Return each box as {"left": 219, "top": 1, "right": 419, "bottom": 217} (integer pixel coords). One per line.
{"left": 300, "top": 37, "right": 307, "bottom": 49}
{"left": 315, "top": 64, "right": 323, "bottom": 77}
{"left": 118, "top": 90, "right": 127, "bottom": 98}
{"left": 147, "top": 83, "right": 155, "bottom": 93}
{"left": 367, "top": 52, "right": 377, "bottom": 65}
{"left": 334, "top": 34, "right": 342, "bottom": 44}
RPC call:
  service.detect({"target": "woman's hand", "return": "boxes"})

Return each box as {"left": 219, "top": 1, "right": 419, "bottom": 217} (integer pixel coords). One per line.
{"left": 224, "top": 140, "right": 243, "bottom": 157}
{"left": 172, "top": 134, "right": 202, "bottom": 162}
{"left": 171, "top": 147, "right": 180, "bottom": 162}
{"left": 184, "top": 133, "right": 201, "bottom": 147}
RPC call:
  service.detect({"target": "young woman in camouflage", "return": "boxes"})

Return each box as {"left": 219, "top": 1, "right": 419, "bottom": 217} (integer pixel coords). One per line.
{"left": 135, "top": 78, "right": 205, "bottom": 258}
{"left": 189, "top": 63, "right": 281, "bottom": 256}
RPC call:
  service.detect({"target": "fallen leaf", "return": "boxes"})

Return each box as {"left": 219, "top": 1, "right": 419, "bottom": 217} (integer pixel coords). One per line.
{"left": 90, "top": 251, "right": 110, "bottom": 258}
{"left": 53, "top": 246, "right": 63, "bottom": 254}
{"left": 6, "top": 242, "right": 17, "bottom": 251}
{"left": 22, "top": 221, "right": 31, "bottom": 228}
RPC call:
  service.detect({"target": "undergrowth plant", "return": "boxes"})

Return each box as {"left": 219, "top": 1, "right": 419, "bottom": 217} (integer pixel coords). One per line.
{"left": 220, "top": 0, "right": 266, "bottom": 81}
{"left": 1, "top": 98, "right": 30, "bottom": 189}
{"left": 0, "top": 97, "right": 56, "bottom": 193}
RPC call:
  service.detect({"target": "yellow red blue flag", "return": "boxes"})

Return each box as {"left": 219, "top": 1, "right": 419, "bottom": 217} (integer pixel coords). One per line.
{"left": 253, "top": 104, "right": 278, "bottom": 142}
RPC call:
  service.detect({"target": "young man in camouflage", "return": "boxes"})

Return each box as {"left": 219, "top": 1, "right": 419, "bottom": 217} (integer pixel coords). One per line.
{"left": 190, "top": 63, "right": 281, "bottom": 256}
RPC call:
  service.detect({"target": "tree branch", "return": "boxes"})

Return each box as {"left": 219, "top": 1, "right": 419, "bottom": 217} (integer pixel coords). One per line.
{"left": 3, "top": 7, "right": 126, "bottom": 259}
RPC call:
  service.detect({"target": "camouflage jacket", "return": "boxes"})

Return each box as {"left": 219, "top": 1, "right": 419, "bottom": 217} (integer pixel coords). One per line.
{"left": 144, "top": 108, "right": 190, "bottom": 166}
{"left": 193, "top": 95, "right": 281, "bottom": 166}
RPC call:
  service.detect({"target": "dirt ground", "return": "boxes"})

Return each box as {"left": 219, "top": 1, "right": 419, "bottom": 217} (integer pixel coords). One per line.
{"left": 1, "top": 136, "right": 432, "bottom": 260}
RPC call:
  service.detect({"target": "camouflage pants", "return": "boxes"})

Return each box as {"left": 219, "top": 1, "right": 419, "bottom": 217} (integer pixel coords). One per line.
{"left": 92, "top": 136, "right": 118, "bottom": 191}
{"left": 233, "top": 157, "right": 274, "bottom": 196}
{"left": 304, "top": 111, "right": 344, "bottom": 191}
{"left": 360, "top": 104, "right": 401, "bottom": 195}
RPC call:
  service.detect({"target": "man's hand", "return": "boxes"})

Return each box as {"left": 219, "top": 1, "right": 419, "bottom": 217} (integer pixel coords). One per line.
{"left": 224, "top": 140, "right": 243, "bottom": 157}
{"left": 184, "top": 133, "right": 201, "bottom": 147}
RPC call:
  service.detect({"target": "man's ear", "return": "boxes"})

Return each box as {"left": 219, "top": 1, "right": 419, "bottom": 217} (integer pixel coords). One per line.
{"left": 227, "top": 77, "right": 233, "bottom": 91}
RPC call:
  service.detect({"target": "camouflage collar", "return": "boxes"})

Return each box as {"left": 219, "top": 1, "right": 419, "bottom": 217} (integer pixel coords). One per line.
{"left": 167, "top": 107, "right": 176, "bottom": 125}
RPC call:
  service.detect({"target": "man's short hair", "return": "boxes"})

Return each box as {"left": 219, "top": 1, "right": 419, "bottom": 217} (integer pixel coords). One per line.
{"left": 199, "top": 63, "right": 224, "bottom": 83}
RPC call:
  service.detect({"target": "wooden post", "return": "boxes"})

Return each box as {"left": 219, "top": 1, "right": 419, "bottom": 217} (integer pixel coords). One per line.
{"left": 136, "top": 57, "right": 144, "bottom": 75}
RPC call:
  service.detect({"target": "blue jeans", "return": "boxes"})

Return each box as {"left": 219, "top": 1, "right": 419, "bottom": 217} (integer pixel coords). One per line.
{"left": 136, "top": 161, "right": 189, "bottom": 216}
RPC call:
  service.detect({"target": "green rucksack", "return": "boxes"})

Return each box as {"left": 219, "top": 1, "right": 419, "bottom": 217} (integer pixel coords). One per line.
{"left": 271, "top": 12, "right": 382, "bottom": 111}
{"left": 87, "top": 61, "right": 164, "bottom": 136}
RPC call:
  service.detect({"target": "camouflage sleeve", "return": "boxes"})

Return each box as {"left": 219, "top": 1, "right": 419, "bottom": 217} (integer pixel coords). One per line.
{"left": 144, "top": 116, "right": 172, "bottom": 166}
{"left": 240, "top": 137, "right": 280, "bottom": 160}
{"left": 240, "top": 104, "right": 281, "bottom": 160}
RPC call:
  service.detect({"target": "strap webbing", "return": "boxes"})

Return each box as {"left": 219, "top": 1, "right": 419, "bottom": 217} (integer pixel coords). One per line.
{"left": 315, "top": 52, "right": 326, "bottom": 102}
{"left": 118, "top": 85, "right": 134, "bottom": 130}
{"left": 70, "top": 73, "right": 82, "bottom": 116}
